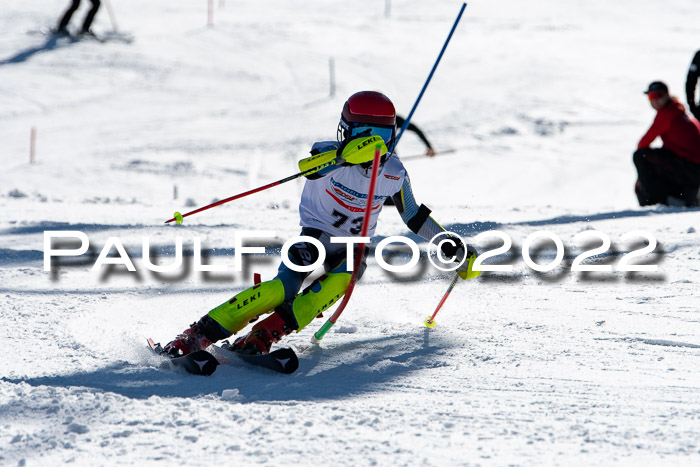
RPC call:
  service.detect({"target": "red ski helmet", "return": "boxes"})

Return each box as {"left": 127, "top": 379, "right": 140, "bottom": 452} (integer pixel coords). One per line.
{"left": 338, "top": 91, "right": 397, "bottom": 159}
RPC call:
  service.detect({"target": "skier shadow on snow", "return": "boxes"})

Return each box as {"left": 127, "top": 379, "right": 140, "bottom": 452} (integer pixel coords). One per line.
{"left": 4, "top": 329, "right": 447, "bottom": 402}
{"left": 0, "top": 35, "right": 78, "bottom": 66}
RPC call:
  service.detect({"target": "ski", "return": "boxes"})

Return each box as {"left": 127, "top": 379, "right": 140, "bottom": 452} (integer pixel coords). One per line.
{"left": 147, "top": 338, "right": 299, "bottom": 375}
{"left": 26, "top": 28, "right": 134, "bottom": 44}
{"left": 147, "top": 338, "right": 219, "bottom": 376}
{"left": 219, "top": 341, "right": 299, "bottom": 374}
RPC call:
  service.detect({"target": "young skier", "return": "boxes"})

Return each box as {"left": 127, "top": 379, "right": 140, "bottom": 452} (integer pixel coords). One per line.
{"left": 162, "top": 91, "right": 479, "bottom": 357}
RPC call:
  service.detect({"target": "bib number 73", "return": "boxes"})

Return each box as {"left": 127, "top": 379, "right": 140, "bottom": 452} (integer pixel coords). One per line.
{"left": 332, "top": 209, "right": 363, "bottom": 235}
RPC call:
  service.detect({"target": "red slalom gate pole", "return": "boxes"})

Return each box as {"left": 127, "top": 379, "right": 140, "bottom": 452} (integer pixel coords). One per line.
{"left": 312, "top": 145, "right": 383, "bottom": 342}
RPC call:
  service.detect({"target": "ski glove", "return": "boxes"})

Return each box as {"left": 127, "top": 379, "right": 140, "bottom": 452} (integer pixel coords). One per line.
{"left": 440, "top": 235, "right": 481, "bottom": 280}
{"left": 297, "top": 136, "right": 388, "bottom": 179}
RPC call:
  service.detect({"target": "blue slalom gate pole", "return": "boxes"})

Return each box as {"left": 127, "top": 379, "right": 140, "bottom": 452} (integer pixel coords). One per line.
{"left": 393, "top": 2, "right": 467, "bottom": 151}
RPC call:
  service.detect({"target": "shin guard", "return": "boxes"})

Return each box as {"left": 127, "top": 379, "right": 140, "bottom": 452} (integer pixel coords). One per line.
{"left": 287, "top": 271, "right": 351, "bottom": 331}
{"left": 207, "top": 279, "right": 286, "bottom": 334}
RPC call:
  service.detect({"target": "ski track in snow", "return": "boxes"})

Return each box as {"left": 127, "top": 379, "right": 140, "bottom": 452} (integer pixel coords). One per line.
{"left": 1, "top": 0, "right": 700, "bottom": 465}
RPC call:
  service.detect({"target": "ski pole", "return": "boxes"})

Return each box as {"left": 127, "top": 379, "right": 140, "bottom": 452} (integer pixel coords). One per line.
{"left": 391, "top": 2, "right": 467, "bottom": 154}
{"left": 165, "top": 158, "right": 340, "bottom": 224}
{"left": 424, "top": 272, "right": 460, "bottom": 328}
{"left": 103, "top": 0, "right": 119, "bottom": 33}
{"left": 312, "top": 145, "right": 383, "bottom": 342}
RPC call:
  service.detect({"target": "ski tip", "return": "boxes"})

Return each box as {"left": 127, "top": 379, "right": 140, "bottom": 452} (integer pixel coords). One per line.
{"left": 180, "top": 350, "right": 220, "bottom": 376}
{"left": 149, "top": 339, "right": 220, "bottom": 376}
{"left": 273, "top": 347, "right": 299, "bottom": 374}
{"left": 228, "top": 346, "right": 299, "bottom": 374}
{"left": 147, "top": 337, "right": 164, "bottom": 354}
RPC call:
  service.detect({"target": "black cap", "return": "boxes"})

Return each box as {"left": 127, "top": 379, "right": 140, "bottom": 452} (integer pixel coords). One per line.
{"left": 644, "top": 81, "right": 669, "bottom": 94}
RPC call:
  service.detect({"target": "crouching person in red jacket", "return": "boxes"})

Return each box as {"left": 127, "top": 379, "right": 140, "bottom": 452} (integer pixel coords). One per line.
{"left": 634, "top": 81, "right": 700, "bottom": 207}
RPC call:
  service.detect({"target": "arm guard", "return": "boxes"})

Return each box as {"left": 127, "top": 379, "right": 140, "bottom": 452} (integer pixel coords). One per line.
{"left": 392, "top": 175, "right": 445, "bottom": 241}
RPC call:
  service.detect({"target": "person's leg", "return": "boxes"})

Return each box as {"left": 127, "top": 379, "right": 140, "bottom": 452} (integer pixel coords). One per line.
{"left": 207, "top": 279, "right": 288, "bottom": 334}
{"left": 57, "top": 0, "right": 81, "bottom": 32}
{"left": 633, "top": 148, "right": 683, "bottom": 205}
{"left": 234, "top": 238, "right": 368, "bottom": 354}
{"left": 674, "top": 159, "right": 700, "bottom": 206}
{"left": 642, "top": 149, "right": 700, "bottom": 206}
{"left": 163, "top": 232, "right": 320, "bottom": 356}
{"left": 81, "top": 0, "right": 101, "bottom": 32}
{"left": 162, "top": 278, "right": 288, "bottom": 357}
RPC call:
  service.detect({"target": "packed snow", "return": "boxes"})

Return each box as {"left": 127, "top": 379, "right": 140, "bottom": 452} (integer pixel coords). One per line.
{"left": 1, "top": 0, "right": 699, "bottom": 465}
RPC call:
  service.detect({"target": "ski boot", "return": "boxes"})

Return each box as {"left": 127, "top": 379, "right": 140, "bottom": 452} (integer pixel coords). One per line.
{"left": 163, "top": 315, "right": 230, "bottom": 357}
{"left": 232, "top": 310, "right": 297, "bottom": 355}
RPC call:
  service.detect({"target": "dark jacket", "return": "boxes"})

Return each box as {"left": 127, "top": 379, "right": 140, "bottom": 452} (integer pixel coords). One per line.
{"left": 686, "top": 50, "right": 700, "bottom": 120}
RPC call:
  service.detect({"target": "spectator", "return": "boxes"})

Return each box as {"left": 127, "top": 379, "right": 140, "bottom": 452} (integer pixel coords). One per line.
{"left": 686, "top": 50, "right": 700, "bottom": 120}
{"left": 56, "top": 0, "right": 101, "bottom": 36}
{"left": 634, "top": 81, "right": 700, "bottom": 207}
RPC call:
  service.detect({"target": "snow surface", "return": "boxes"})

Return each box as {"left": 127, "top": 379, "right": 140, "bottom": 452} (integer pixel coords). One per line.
{"left": 1, "top": 0, "right": 700, "bottom": 465}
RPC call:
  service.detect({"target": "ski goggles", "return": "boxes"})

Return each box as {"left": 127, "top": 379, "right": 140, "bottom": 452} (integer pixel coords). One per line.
{"left": 348, "top": 124, "right": 395, "bottom": 145}
{"left": 647, "top": 91, "right": 664, "bottom": 100}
